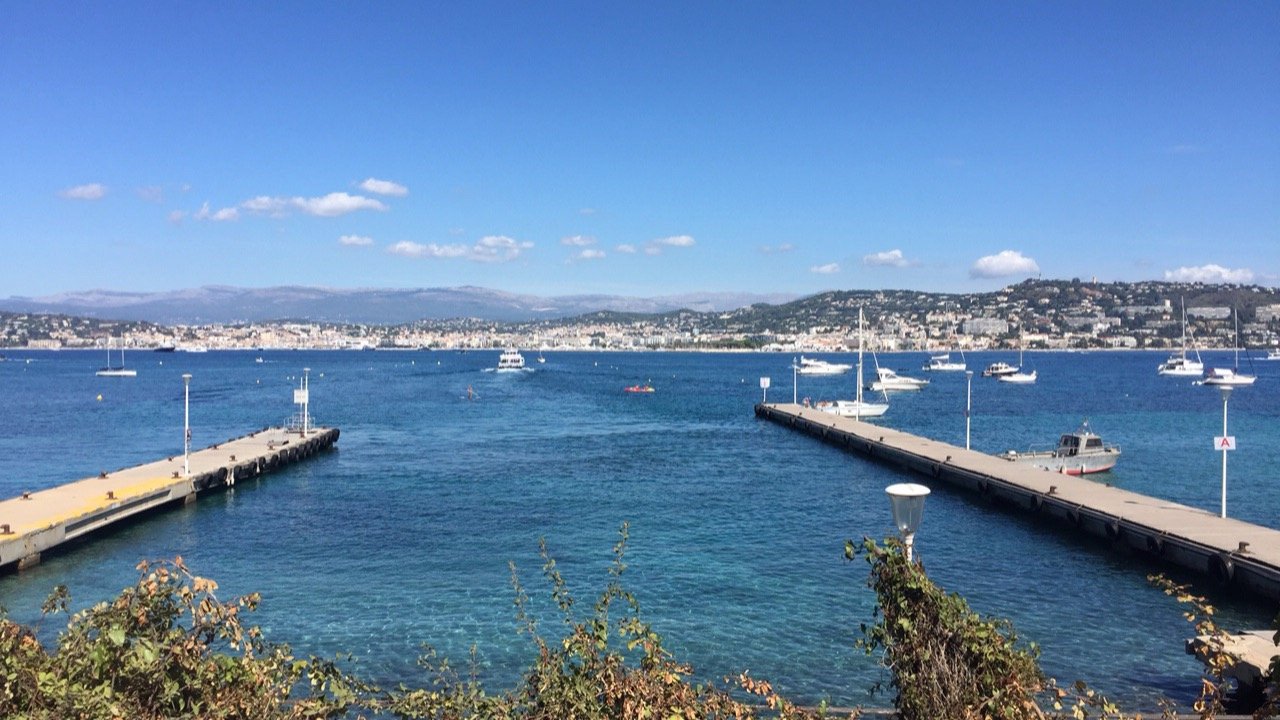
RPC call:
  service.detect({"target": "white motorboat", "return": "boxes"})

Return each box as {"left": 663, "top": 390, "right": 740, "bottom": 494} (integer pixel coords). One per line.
{"left": 923, "top": 352, "right": 966, "bottom": 372}
{"left": 868, "top": 366, "right": 929, "bottom": 392}
{"left": 982, "top": 361, "right": 1019, "bottom": 377}
{"left": 1002, "top": 420, "right": 1121, "bottom": 475}
{"left": 1158, "top": 298, "right": 1203, "bottom": 376}
{"left": 795, "top": 356, "right": 852, "bottom": 375}
{"left": 1267, "top": 349, "right": 1280, "bottom": 361}
{"left": 1201, "top": 308, "right": 1255, "bottom": 386}
{"left": 495, "top": 348, "right": 526, "bottom": 372}
{"left": 95, "top": 338, "right": 137, "bottom": 377}
{"left": 816, "top": 307, "right": 888, "bottom": 419}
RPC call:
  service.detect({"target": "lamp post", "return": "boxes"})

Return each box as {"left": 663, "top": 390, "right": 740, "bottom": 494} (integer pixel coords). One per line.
{"left": 182, "top": 373, "right": 192, "bottom": 477}
{"left": 302, "top": 367, "right": 311, "bottom": 436}
{"left": 965, "top": 370, "right": 974, "bottom": 450}
{"left": 1219, "top": 386, "right": 1232, "bottom": 518}
{"left": 792, "top": 357, "right": 798, "bottom": 405}
{"left": 885, "top": 482, "right": 931, "bottom": 562}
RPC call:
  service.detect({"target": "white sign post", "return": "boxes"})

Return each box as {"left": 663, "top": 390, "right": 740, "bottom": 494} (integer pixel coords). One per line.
{"left": 1217, "top": 386, "right": 1233, "bottom": 518}
{"left": 759, "top": 376, "right": 771, "bottom": 404}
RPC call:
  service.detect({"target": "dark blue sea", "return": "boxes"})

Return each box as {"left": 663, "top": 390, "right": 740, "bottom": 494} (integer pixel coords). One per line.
{"left": 1, "top": 348, "right": 1278, "bottom": 709}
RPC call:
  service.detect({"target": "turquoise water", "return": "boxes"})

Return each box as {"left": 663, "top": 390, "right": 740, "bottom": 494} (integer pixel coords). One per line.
{"left": 1, "top": 349, "right": 1278, "bottom": 709}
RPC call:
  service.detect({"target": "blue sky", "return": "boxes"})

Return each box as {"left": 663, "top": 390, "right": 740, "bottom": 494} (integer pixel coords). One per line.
{"left": 2, "top": 2, "right": 1277, "bottom": 299}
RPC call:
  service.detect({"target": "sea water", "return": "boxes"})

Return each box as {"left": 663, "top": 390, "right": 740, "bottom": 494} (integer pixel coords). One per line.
{"left": 0, "top": 349, "right": 1277, "bottom": 709}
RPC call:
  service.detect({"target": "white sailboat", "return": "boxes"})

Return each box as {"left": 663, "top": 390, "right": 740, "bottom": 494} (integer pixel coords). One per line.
{"left": 868, "top": 350, "right": 928, "bottom": 391}
{"left": 95, "top": 338, "right": 137, "bottom": 377}
{"left": 997, "top": 329, "right": 1036, "bottom": 384}
{"left": 817, "top": 307, "right": 889, "bottom": 418}
{"left": 1202, "top": 308, "right": 1255, "bottom": 386}
{"left": 1157, "top": 298, "right": 1203, "bottom": 376}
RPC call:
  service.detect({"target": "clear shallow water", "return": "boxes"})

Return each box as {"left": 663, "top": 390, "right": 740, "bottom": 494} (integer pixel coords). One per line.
{"left": 1, "top": 349, "right": 1278, "bottom": 709}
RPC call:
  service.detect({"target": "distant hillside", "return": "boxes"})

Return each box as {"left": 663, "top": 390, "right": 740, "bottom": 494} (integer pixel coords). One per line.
{"left": 0, "top": 286, "right": 800, "bottom": 324}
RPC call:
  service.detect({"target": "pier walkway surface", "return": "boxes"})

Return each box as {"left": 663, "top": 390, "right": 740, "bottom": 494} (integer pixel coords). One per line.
{"left": 758, "top": 402, "right": 1280, "bottom": 696}
{"left": 0, "top": 426, "right": 339, "bottom": 573}
{"left": 756, "top": 403, "right": 1280, "bottom": 603}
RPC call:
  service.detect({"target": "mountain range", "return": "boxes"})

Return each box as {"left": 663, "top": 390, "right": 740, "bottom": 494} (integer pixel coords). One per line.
{"left": 0, "top": 286, "right": 801, "bottom": 325}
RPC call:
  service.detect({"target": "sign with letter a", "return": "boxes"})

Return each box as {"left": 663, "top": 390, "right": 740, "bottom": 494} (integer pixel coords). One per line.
{"left": 1214, "top": 436, "right": 1237, "bottom": 451}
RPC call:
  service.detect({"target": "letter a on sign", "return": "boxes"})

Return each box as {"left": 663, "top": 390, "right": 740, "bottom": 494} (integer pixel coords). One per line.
{"left": 1214, "top": 436, "right": 1237, "bottom": 451}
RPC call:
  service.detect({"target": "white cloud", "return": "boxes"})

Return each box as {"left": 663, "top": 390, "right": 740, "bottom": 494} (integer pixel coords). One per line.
{"left": 811, "top": 263, "right": 841, "bottom": 274}
{"left": 970, "top": 250, "right": 1040, "bottom": 279}
{"left": 241, "top": 196, "right": 291, "bottom": 215}
{"left": 863, "top": 249, "right": 909, "bottom": 268}
{"left": 561, "top": 235, "right": 596, "bottom": 247}
{"left": 579, "top": 208, "right": 597, "bottom": 216}
{"left": 388, "top": 241, "right": 469, "bottom": 258}
{"left": 339, "top": 234, "right": 374, "bottom": 247}
{"left": 575, "top": 248, "right": 605, "bottom": 261}
{"left": 641, "top": 235, "right": 695, "bottom": 255}
{"left": 615, "top": 244, "right": 637, "bottom": 254}
{"left": 240, "top": 192, "right": 388, "bottom": 218}
{"left": 167, "top": 210, "right": 186, "bottom": 224}
{"left": 194, "top": 201, "right": 239, "bottom": 222}
{"left": 388, "top": 235, "right": 531, "bottom": 263}
{"left": 293, "top": 192, "right": 387, "bottom": 217}
{"left": 1163, "top": 264, "right": 1255, "bottom": 283}
{"left": 471, "top": 235, "right": 533, "bottom": 263}
{"left": 137, "top": 185, "right": 164, "bottom": 203}
{"left": 760, "top": 243, "right": 795, "bottom": 254}
{"left": 655, "top": 234, "right": 695, "bottom": 247}
{"left": 59, "top": 183, "right": 106, "bottom": 200}
{"left": 359, "top": 177, "right": 409, "bottom": 197}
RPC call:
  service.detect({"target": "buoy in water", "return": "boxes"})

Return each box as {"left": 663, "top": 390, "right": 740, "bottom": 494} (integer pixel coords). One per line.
{"left": 96, "top": 394, "right": 103, "bottom": 401}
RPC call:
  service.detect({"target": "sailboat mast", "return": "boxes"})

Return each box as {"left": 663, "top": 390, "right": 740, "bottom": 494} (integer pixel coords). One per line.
{"left": 856, "top": 307, "right": 864, "bottom": 419}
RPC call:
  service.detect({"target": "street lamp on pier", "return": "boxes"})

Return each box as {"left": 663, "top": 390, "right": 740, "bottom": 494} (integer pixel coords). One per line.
{"left": 965, "top": 370, "right": 974, "bottom": 450}
{"left": 886, "top": 482, "right": 931, "bottom": 562}
{"left": 182, "top": 373, "right": 192, "bottom": 477}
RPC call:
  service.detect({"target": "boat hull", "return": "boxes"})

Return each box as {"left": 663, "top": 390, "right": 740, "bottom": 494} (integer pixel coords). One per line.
{"left": 815, "top": 400, "right": 889, "bottom": 418}
{"left": 1008, "top": 451, "right": 1119, "bottom": 475}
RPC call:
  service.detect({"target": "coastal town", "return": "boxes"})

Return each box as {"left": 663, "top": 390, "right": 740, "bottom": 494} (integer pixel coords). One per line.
{"left": 4, "top": 279, "right": 1280, "bottom": 353}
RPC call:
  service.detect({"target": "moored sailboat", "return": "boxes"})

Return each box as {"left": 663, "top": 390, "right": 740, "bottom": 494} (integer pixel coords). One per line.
{"left": 1157, "top": 298, "right": 1203, "bottom": 377}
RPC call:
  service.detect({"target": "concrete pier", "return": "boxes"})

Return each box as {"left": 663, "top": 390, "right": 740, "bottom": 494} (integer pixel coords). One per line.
{"left": 0, "top": 426, "right": 339, "bottom": 573}
{"left": 756, "top": 403, "right": 1280, "bottom": 603}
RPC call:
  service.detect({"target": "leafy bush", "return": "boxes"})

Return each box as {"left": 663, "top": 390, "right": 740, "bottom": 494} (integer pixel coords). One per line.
{"left": 0, "top": 557, "right": 362, "bottom": 719}
{"left": 847, "top": 537, "right": 1046, "bottom": 720}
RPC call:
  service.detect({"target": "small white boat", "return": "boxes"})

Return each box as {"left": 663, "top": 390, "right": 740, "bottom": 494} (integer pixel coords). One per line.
{"left": 1201, "top": 308, "right": 1255, "bottom": 386}
{"left": 1003, "top": 420, "right": 1120, "bottom": 475}
{"left": 1158, "top": 298, "right": 1204, "bottom": 376}
{"left": 795, "top": 356, "right": 852, "bottom": 375}
{"left": 998, "top": 369, "right": 1037, "bottom": 384}
{"left": 179, "top": 345, "right": 208, "bottom": 353}
{"left": 815, "top": 399, "right": 889, "bottom": 418}
{"left": 816, "top": 307, "right": 888, "bottom": 419}
{"left": 996, "top": 330, "right": 1034, "bottom": 383}
{"left": 95, "top": 338, "right": 137, "bottom": 377}
{"left": 868, "top": 366, "right": 929, "bottom": 392}
{"left": 982, "top": 361, "right": 1019, "bottom": 377}
{"left": 1201, "top": 368, "right": 1256, "bottom": 387}
{"left": 923, "top": 352, "right": 966, "bottom": 372}
{"left": 1266, "top": 349, "right": 1280, "bottom": 361}
{"left": 495, "top": 348, "right": 526, "bottom": 372}
{"left": 537, "top": 349, "right": 547, "bottom": 364}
